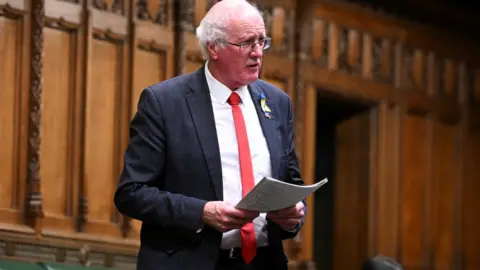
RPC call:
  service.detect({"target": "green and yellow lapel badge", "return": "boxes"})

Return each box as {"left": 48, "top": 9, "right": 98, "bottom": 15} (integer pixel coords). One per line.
{"left": 259, "top": 92, "right": 272, "bottom": 118}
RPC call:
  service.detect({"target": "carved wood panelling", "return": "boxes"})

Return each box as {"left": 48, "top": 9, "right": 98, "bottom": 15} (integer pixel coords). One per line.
{"left": 372, "top": 37, "right": 394, "bottom": 84}
{"left": 1, "top": 0, "right": 480, "bottom": 268}
{"left": 136, "top": 0, "right": 168, "bottom": 26}
{"left": 311, "top": 19, "right": 328, "bottom": 67}
{"left": 127, "top": 0, "right": 174, "bottom": 237}
{"left": 41, "top": 28, "right": 77, "bottom": 230}
{"left": 26, "top": 0, "right": 45, "bottom": 233}
{"left": 310, "top": 2, "right": 479, "bottom": 106}
{"left": 296, "top": 2, "right": 480, "bottom": 266}
{"left": 93, "top": 0, "right": 124, "bottom": 15}
{"left": 0, "top": 8, "right": 29, "bottom": 226}
{"left": 42, "top": 0, "right": 84, "bottom": 233}
{"left": 183, "top": 0, "right": 195, "bottom": 32}
{"left": 401, "top": 45, "right": 414, "bottom": 90}
{"left": 256, "top": 2, "right": 294, "bottom": 58}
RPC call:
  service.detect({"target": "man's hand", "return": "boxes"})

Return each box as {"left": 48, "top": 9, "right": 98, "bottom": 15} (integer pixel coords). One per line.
{"left": 266, "top": 202, "right": 305, "bottom": 230}
{"left": 202, "top": 201, "right": 259, "bottom": 233}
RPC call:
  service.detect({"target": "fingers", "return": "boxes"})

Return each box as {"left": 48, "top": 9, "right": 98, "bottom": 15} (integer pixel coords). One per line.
{"left": 224, "top": 205, "right": 259, "bottom": 220}
{"left": 214, "top": 202, "right": 259, "bottom": 232}
{"left": 269, "top": 202, "right": 305, "bottom": 218}
{"left": 269, "top": 216, "right": 300, "bottom": 230}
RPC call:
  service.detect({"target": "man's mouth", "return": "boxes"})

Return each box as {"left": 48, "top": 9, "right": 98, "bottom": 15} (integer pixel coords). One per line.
{"left": 246, "top": 63, "right": 259, "bottom": 68}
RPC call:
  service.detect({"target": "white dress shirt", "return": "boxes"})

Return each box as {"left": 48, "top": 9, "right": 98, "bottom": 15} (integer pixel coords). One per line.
{"left": 204, "top": 63, "right": 272, "bottom": 249}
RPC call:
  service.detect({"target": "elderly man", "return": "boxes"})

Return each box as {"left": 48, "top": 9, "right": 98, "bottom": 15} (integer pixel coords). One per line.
{"left": 114, "top": 0, "right": 306, "bottom": 269}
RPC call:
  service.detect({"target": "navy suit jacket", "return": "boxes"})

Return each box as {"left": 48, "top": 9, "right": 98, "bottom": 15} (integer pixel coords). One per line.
{"left": 114, "top": 66, "right": 306, "bottom": 270}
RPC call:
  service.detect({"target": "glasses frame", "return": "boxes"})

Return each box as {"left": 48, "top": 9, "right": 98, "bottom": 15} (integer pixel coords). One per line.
{"left": 222, "top": 37, "right": 272, "bottom": 53}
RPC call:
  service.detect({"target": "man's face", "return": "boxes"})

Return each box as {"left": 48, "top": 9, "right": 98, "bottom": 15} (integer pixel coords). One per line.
{"left": 215, "top": 15, "right": 266, "bottom": 88}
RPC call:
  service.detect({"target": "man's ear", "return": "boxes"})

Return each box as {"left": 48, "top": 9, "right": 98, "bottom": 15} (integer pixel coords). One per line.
{"left": 207, "top": 42, "right": 219, "bottom": 60}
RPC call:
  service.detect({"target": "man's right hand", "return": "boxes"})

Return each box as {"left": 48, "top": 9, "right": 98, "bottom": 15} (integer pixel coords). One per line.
{"left": 201, "top": 201, "right": 259, "bottom": 233}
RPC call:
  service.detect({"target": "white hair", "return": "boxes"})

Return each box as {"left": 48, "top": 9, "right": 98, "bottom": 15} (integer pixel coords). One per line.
{"left": 195, "top": 0, "right": 264, "bottom": 60}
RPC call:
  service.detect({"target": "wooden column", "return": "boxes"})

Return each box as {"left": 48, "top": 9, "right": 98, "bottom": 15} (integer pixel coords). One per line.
{"left": 301, "top": 84, "right": 318, "bottom": 263}
{"left": 26, "top": 0, "right": 45, "bottom": 235}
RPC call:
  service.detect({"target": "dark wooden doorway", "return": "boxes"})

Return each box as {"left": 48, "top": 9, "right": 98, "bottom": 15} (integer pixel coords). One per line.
{"left": 313, "top": 92, "right": 376, "bottom": 270}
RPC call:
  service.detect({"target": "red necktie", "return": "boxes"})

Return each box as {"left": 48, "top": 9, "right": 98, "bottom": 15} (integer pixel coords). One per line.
{"left": 227, "top": 92, "right": 257, "bottom": 264}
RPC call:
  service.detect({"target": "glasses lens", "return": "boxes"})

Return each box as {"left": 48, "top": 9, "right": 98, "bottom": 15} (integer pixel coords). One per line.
{"left": 263, "top": 39, "right": 271, "bottom": 50}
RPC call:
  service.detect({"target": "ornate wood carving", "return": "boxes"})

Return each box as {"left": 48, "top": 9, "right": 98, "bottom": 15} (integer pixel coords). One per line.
{"left": 402, "top": 46, "right": 414, "bottom": 90}
{"left": 467, "top": 67, "right": 476, "bottom": 103}
{"left": 351, "top": 29, "right": 363, "bottom": 75}
{"left": 258, "top": 4, "right": 273, "bottom": 37}
{"left": 283, "top": 9, "right": 294, "bottom": 59}
{"left": 0, "top": 240, "right": 137, "bottom": 268}
{"left": 373, "top": 37, "right": 388, "bottom": 83}
{"left": 136, "top": 0, "right": 169, "bottom": 26}
{"left": 182, "top": 0, "right": 195, "bottom": 32}
{"left": 175, "top": 0, "right": 193, "bottom": 74}
{"left": 337, "top": 26, "right": 348, "bottom": 72}
{"left": 313, "top": 20, "right": 328, "bottom": 68}
{"left": 57, "top": 0, "right": 78, "bottom": 4}
{"left": 26, "top": 0, "right": 45, "bottom": 233}
{"left": 298, "top": 18, "right": 312, "bottom": 61}
{"left": 93, "top": 0, "right": 123, "bottom": 15}
{"left": 437, "top": 58, "right": 445, "bottom": 96}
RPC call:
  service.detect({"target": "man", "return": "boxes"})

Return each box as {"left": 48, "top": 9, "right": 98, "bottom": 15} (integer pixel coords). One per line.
{"left": 114, "top": 0, "right": 306, "bottom": 269}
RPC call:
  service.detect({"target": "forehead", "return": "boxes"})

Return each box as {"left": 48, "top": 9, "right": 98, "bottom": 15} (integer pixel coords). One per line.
{"left": 227, "top": 15, "right": 265, "bottom": 39}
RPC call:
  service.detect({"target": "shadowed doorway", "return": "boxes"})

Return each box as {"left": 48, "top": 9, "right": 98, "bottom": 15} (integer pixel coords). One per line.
{"left": 312, "top": 92, "right": 375, "bottom": 270}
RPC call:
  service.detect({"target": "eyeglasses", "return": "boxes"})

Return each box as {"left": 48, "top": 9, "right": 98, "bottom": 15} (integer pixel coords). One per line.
{"left": 222, "top": 37, "right": 272, "bottom": 53}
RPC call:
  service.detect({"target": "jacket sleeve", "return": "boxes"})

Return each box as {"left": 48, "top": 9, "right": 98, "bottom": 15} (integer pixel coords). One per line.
{"left": 114, "top": 87, "right": 207, "bottom": 231}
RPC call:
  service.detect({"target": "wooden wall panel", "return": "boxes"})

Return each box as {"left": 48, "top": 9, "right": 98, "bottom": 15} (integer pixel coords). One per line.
{"left": 430, "top": 121, "right": 457, "bottom": 269}
{"left": 129, "top": 49, "right": 166, "bottom": 235}
{"left": 131, "top": 50, "right": 166, "bottom": 116}
{"left": 83, "top": 39, "right": 122, "bottom": 236}
{"left": 41, "top": 28, "right": 76, "bottom": 230}
{"left": 263, "top": 78, "right": 285, "bottom": 90}
{"left": 463, "top": 116, "right": 480, "bottom": 270}
{"left": 0, "top": 4, "right": 29, "bottom": 226}
{"left": 375, "top": 103, "right": 400, "bottom": 258}
{"left": 128, "top": 0, "right": 174, "bottom": 238}
{"left": 184, "top": 61, "right": 203, "bottom": 74}
{"left": 401, "top": 112, "right": 429, "bottom": 268}
{"left": 333, "top": 110, "right": 371, "bottom": 270}
{"left": 0, "top": 17, "right": 19, "bottom": 211}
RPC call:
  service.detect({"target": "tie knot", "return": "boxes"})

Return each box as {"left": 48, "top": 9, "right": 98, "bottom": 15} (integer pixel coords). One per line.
{"left": 228, "top": 92, "right": 241, "bottom": 106}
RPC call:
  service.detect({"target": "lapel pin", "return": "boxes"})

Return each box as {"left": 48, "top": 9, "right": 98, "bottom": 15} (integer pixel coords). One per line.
{"left": 260, "top": 93, "right": 272, "bottom": 118}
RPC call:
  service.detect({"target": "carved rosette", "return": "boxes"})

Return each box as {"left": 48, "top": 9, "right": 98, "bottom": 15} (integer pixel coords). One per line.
{"left": 27, "top": 0, "right": 45, "bottom": 228}
{"left": 94, "top": 0, "right": 123, "bottom": 14}
{"left": 136, "top": 0, "right": 169, "bottom": 26}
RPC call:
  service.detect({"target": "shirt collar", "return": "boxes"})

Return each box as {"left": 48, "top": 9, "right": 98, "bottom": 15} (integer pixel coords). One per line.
{"left": 204, "top": 61, "right": 248, "bottom": 105}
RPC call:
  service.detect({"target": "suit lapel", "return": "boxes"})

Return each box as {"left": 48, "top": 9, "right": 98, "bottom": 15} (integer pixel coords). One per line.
{"left": 186, "top": 67, "right": 223, "bottom": 200}
{"left": 248, "top": 82, "right": 281, "bottom": 179}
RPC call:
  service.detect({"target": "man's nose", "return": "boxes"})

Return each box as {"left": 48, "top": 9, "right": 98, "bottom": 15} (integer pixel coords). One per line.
{"left": 249, "top": 43, "right": 263, "bottom": 57}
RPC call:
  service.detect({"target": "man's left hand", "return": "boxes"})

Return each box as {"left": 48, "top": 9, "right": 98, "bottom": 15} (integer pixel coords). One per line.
{"left": 266, "top": 202, "right": 305, "bottom": 231}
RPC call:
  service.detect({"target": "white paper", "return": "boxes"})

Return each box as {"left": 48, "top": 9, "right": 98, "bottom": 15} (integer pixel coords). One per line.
{"left": 235, "top": 177, "right": 328, "bottom": 212}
